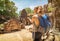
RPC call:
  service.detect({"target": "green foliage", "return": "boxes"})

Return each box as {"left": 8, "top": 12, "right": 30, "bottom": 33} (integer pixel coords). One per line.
{"left": 25, "top": 8, "right": 33, "bottom": 14}
{"left": 48, "top": 7, "right": 53, "bottom": 12}
{"left": 0, "top": 0, "right": 18, "bottom": 19}
{"left": 25, "top": 8, "right": 31, "bottom": 13}
{"left": 19, "top": 8, "right": 33, "bottom": 16}
{"left": 48, "top": 3, "right": 54, "bottom": 12}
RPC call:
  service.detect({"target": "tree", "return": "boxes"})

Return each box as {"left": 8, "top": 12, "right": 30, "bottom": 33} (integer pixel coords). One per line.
{"left": 0, "top": 0, "right": 18, "bottom": 23}
{"left": 0, "top": 0, "right": 18, "bottom": 18}
{"left": 4, "top": 0, "right": 18, "bottom": 18}
{"left": 19, "top": 8, "right": 33, "bottom": 17}
{"left": 25, "top": 8, "right": 33, "bottom": 14}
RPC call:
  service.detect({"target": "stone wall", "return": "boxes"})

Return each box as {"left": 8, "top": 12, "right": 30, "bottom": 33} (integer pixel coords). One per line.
{"left": 48, "top": 0, "right": 60, "bottom": 31}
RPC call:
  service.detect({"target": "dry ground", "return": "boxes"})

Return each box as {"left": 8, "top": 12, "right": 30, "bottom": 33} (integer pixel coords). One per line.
{"left": 0, "top": 29, "right": 33, "bottom": 41}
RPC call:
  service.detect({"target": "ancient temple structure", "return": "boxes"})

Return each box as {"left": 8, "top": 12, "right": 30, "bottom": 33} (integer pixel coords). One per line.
{"left": 48, "top": 0, "right": 60, "bottom": 31}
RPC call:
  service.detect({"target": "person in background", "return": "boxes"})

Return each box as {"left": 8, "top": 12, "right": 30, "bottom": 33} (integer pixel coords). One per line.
{"left": 41, "top": 8, "right": 51, "bottom": 33}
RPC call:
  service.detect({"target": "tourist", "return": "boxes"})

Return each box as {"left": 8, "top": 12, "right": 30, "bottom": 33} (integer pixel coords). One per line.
{"left": 32, "top": 6, "right": 42, "bottom": 41}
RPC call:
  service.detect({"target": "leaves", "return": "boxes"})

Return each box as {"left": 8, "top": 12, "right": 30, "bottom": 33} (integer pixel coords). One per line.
{"left": 25, "top": 8, "right": 33, "bottom": 14}
{"left": 0, "top": 0, "right": 18, "bottom": 19}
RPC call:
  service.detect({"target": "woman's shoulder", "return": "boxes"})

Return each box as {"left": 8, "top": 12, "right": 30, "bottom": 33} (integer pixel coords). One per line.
{"left": 32, "top": 14, "right": 38, "bottom": 18}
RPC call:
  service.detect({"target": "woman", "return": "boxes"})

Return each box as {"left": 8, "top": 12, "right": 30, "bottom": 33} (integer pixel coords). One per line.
{"left": 32, "top": 6, "right": 43, "bottom": 41}
{"left": 44, "top": 8, "right": 51, "bottom": 32}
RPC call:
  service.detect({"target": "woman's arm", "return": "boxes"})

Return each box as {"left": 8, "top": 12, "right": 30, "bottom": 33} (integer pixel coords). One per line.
{"left": 27, "top": 16, "right": 39, "bottom": 27}
{"left": 32, "top": 16, "right": 39, "bottom": 27}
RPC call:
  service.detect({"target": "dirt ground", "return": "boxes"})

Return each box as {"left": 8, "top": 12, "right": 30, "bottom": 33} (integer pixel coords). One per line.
{"left": 0, "top": 29, "right": 60, "bottom": 41}
{"left": 0, "top": 29, "right": 33, "bottom": 41}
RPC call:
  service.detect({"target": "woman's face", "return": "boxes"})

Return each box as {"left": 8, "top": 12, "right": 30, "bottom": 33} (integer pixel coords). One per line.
{"left": 37, "top": 6, "right": 42, "bottom": 16}
{"left": 37, "top": 7, "right": 42, "bottom": 13}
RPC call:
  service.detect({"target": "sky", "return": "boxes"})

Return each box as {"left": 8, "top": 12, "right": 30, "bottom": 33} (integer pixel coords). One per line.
{"left": 12, "top": 0, "right": 48, "bottom": 13}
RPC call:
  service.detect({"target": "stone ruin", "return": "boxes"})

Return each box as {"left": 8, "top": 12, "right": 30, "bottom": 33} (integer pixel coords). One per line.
{"left": 3, "top": 18, "right": 25, "bottom": 33}
{"left": 48, "top": 0, "right": 60, "bottom": 31}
